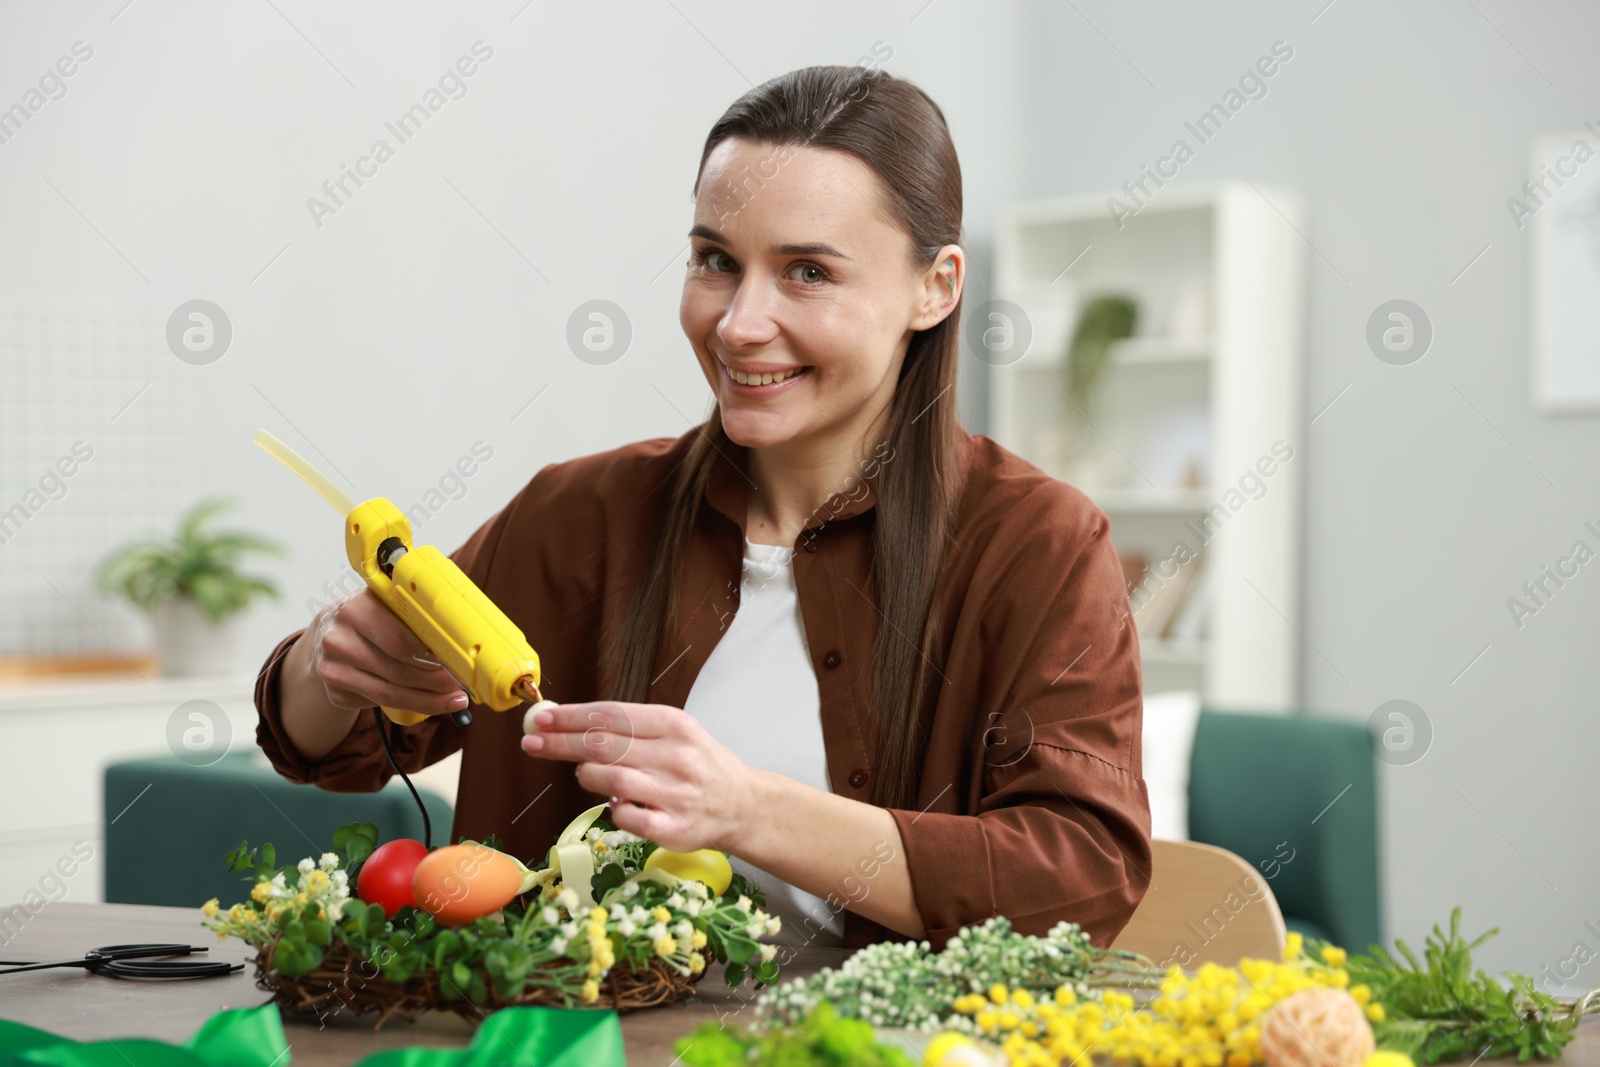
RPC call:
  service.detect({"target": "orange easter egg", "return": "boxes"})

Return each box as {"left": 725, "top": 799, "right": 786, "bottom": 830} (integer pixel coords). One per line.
{"left": 411, "top": 843, "right": 523, "bottom": 926}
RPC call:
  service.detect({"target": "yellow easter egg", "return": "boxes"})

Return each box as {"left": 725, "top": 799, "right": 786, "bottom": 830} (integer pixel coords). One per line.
{"left": 643, "top": 847, "right": 734, "bottom": 896}
{"left": 412, "top": 843, "right": 523, "bottom": 926}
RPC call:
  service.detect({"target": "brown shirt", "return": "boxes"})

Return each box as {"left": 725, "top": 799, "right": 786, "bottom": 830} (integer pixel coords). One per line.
{"left": 254, "top": 423, "right": 1152, "bottom": 951}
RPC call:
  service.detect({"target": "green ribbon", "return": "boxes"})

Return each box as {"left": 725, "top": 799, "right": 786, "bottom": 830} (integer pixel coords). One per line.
{"left": 0, "top": 1002, "right": 624, "bottom": 1067}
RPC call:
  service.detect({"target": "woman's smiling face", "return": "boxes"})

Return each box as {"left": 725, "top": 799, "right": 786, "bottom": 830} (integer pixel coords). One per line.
{"left": 681, "top": 137, "right": 947, "bottom": 454}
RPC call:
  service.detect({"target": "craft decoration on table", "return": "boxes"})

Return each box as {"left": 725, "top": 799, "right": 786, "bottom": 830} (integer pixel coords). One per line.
{"left": 665, "top": 909, "right": 1600, "bottom": 1067}
{"left": 200, "top": 805, "right": 782, "bottom": 1031}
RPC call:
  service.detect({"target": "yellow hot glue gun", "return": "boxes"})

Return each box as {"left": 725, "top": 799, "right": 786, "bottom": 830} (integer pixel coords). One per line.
{"left": 254, "top": 429, "right": 543, "bottom": 728}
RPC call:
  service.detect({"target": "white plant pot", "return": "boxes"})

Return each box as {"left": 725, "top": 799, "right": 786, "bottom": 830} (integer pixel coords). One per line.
{"left": 153, "top": 597, "right": 240, "bottom": 677}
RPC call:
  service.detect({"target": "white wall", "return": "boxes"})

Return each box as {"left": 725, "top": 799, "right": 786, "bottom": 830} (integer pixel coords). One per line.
{"left": 3, "top": 0, "right": 1595, "bottom": 985}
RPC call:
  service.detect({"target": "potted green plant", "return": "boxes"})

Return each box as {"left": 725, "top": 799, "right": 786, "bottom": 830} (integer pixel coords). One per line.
{"left": 1061, "top": 293, "right": 1140, "bottom": 460}
{"left": 93, "top": 496, "right": 286, "bottom": 677}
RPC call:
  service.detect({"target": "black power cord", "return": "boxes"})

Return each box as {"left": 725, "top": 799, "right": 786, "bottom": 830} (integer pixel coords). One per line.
{"left": 373, "top": 706, "right": 432, "bottom": 850}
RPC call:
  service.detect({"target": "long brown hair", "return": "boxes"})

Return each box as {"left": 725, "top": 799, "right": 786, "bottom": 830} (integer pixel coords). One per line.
{"left": 600, "top": 65, "right": 966, "bottom": 811}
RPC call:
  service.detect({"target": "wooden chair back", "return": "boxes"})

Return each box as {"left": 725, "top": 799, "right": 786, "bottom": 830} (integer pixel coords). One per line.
{"left": 1110, "top": 839, "right": 1288, "bottom": 967}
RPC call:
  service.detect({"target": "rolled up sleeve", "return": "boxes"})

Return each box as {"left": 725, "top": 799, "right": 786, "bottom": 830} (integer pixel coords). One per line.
{"left": 886, "top": 485, "right": 1152, "bottom": 950}
{"left": 253, "top": 493, "right": 520, "bottom": 792}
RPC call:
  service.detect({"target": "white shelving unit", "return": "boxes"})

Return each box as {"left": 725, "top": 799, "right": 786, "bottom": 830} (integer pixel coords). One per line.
{"left": 988, "top": 181, "right": 1306, "bottom": 710}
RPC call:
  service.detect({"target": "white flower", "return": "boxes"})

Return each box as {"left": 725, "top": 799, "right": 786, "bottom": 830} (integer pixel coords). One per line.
{"left": 297, "top": 857, "right": 315, "bottom": 874}
{"left": 319, "top": 852, "right": 340, "bottom": 871}
{"left": 560, "top": 920, "right": 579, "bottom": 938}
{"left": 685, "top": 899, "right": 703, "bottom": 918}
{"left": 683, "top": 881, "right": 707, "bottom": 899}
{"left": 648, "top": 922, "right": 667, "bottom": 941}
{"left": 556, "top": 888, "right": 580, "bottom": 912}
{"left": 747, "top": 923, "right": 764, "bottom": 939}
{"left": 667, "top": 892, "right": 685, "bottom": 909}
{"left": 326, "top": 899, "right": 345, "bottom": 922}
{"left": 619, "top": 919, "right": 637, "bottom": 936}
{"left": 621, "top": 881, "right": 640, "bottom": 899}
{"left": 542, "top": 906, "right": 559, "bottom": 925}
{"left": 675, "top": 919, "right": 693, "bottom": 941}
{"left": 735, "top": 895, "right": 752, "bottom": 913}
{"left": 760, "top": 944, "right": 777, "bottom": 962}
{"left": 549, "top": 937, "right": 567, "bottom": 955}
{"left": 609, "top": 904, "right": 627, "bottom": 921}
{"left": 766, "top": 916, "right": 781, "bottom": 935}
{"left": 629, "top": 905, "right": 649, "bottom": 924}
{"left": 330, "top": 870, "right": 349, "bottom": 887}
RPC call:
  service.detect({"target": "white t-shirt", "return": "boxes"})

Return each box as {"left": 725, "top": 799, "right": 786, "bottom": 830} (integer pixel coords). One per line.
{"left": 681, "top": 537, "right": 846, "bottom": 947}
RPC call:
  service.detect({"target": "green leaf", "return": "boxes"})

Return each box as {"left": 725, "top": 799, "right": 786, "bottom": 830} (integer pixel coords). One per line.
{"left": 720, "top": 929, "right": 758, "bottom": 965}
{"left": 303, "top": 919, "right": 330, "bottom": 947}
{"left": 335, "top": 823, "right": 380, "bottom": 867}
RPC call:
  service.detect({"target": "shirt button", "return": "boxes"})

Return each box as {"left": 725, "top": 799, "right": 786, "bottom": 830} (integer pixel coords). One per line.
{"left": 848, "top": 769, "right": 869, "bottom": 789}
{"left": 823, "top": 651, "right": 842, "bottom": 669}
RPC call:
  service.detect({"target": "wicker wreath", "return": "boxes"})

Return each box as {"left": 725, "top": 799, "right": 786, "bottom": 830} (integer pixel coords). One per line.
{"left": 251, "top": 934, "right": 717, "bottom": 1031}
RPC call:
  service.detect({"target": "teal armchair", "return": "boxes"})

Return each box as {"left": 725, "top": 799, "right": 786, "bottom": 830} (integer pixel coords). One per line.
{"left": 1186, "top": 709, "right": 1382, "bottom": 953}
{"left": 103, "top": 750, "right": 453, "bottom": 908}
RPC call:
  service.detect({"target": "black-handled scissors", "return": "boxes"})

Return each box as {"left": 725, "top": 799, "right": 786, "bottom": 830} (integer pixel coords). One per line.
{"left": 0, "top": 943, "right": 242, "bottom": 980}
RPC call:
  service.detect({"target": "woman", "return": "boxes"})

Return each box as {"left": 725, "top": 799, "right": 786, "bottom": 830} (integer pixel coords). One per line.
{"left": 255, "top": 65, "right": 1151, "bottom": 953}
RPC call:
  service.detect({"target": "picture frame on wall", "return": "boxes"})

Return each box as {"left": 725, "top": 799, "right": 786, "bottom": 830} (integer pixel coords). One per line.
{"left": 1529, "top": 126, "right": 1600, "bottom": 412}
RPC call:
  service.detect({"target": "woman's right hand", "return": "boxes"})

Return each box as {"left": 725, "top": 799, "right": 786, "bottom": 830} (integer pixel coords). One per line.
{"left": 305, "top": 589, "right": 470, "bottom": 718}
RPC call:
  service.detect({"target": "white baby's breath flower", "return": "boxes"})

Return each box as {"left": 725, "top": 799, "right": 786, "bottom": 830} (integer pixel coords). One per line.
{"left": 760, "top": 944, "right": 777, "bottom": 962}
{"left": 542, "top": 906, "right": 560, "bottom": 925}
{"left": 667, "top": 892, "right": 685, "bottom": 909}
{"left": 556, "top": 888, "right": 580, "bottom": 912}
{"left": 675, "top": 919, "right": 693, "bottom": 941}
{"left": 683, "top": 881, "right": 707, "bottom": 899}
{"left": 765, "top": 916, "right": 781, "bottom": 935}
{"left": 560, "top": 920, "right": 579, "bottom": 938}
{"left": 747, "top": 922, "right": 764, "bottom": 939}
{"left": 319, "top": 852, "right": 339, "bottom": 871}
{"left": 609, "top": 903, "right": 627, "bottom": 921}
{"left": 685, "top": 899, "right": 703, "bottom": 918}
{"left": 621, "top": 881, "right": 640, "bottom": 899}
{"left": 629, "top": 905, "right": 649, "bottom": 924}
{"left": 331, "top": 870, "right": 349, "bottom": 887}
{"left": 648, "top": 922, "right": 666, "bottom": 941}
{"left": 735, "top": 895, "right": 752, "bottom": 913}
{"left": 297, "top": 858, "right": 315, "bottom": 874}
{"left": 549, "top": 936, "right": 567, "bottom": 955}
{"left": 619, "top": 919, "right": 637, "bottom": 936}
{"left": 270, "top": 872, "right": 287, "bottom": 889}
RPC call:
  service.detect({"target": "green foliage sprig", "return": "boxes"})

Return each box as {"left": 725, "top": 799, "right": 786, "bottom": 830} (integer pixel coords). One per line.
{"left": 675, "top": 1000, "right": 915, "bottom": 1067}
{"left": 754, "top": 915, "right": 1135, "bottom": 1034}
{"left": 1332, "top": 907, "right": 1596, "bottom": 1064}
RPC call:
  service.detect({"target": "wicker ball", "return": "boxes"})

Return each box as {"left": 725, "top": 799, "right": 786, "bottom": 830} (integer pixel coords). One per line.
{"left": 1260, "top": 988, "right": 1375, "bottom": 1067}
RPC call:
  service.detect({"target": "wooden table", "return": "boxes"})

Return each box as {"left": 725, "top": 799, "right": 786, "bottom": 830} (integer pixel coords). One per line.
{"left": 1, "top": 904, "right": 1596, "bottom": 1066}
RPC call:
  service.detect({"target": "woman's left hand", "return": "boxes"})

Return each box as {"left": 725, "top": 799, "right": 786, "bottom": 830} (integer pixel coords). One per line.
{"left": 520, "top": 701, "right": 755, "bottom": 854}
